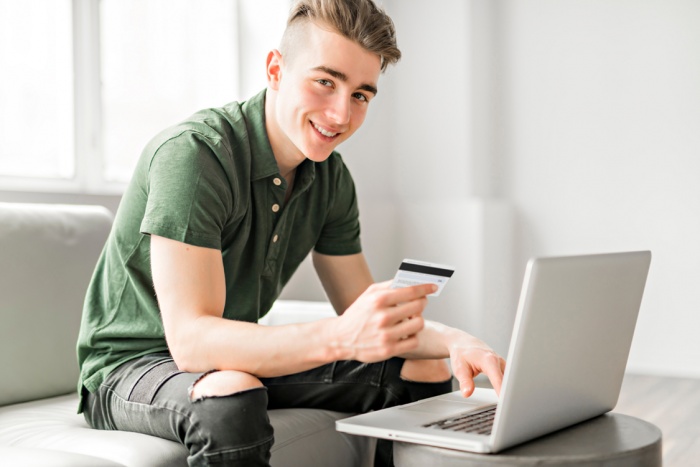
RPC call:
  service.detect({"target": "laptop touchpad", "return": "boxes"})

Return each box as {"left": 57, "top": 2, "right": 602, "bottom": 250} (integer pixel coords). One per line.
{"left": 399, "top": 399, "right": 481, "bottom": 415}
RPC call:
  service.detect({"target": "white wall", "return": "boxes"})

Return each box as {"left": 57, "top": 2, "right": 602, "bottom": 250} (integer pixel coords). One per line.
{"left": 379, "top": 0, "right": 516, "bottom": 355}
{"left": 285, "top": 0, "right": 700, "bottom": 378}
{"left": 236, "top": 0, "right": 288, "bottom": 99}
{"left": 283, "top": 0, "right": 519, "bottom": 357}
{"left": 498, "top": 0, "right": 700, "bottom": 377}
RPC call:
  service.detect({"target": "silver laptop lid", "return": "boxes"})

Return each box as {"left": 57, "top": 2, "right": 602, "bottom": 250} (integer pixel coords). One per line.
{"left": 491, "top": 251, "right": 651, "bottom": 451}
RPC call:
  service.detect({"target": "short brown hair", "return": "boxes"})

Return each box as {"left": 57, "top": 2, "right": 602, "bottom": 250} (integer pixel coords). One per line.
{"left": 284, "top": 0, "right": 401, "bottom": 72}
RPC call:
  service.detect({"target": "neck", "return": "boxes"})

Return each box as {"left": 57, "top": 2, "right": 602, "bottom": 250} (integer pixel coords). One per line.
{"left": 264, "top": 88, "right": 305, "bottom": 180}
{"left": 281, "top": 167, "right": 297, "bottom": 180}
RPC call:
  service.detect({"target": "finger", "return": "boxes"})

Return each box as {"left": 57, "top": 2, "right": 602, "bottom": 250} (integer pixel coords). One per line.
{"left": 383, "top": 298, "right": 428, "bottom": 324}
{"left": 481, "top": 355, "right": 506, "bottom": 396}
{"left": 390, "top": 334, "right": 421, "bottom": 356}
{"left": 387, "top": 314, "right": 425, "bottom": 340}
{"left": 453, "top": 361, "right": 475, "bottom": 397}
{"left": 381, "top": 283, "right": 437, "bottom": 307}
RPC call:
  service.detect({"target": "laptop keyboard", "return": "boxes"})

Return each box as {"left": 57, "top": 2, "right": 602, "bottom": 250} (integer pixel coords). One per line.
{"left": 423, "top": 406, "right": 497, "bottom": 435}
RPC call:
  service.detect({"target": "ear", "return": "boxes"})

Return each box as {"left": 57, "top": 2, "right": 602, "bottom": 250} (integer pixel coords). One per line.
{"left": 266, "top": 49, "right": 283, "bottom": 90}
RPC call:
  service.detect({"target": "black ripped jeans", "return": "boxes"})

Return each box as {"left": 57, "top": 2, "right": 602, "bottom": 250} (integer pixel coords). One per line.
{"left": 83, "top": 352, "right": 452, "bottom": 467}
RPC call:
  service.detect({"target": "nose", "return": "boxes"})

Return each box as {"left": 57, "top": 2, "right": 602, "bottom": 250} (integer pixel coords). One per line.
{"left": 326, "top": 93, "right": 351, "bottom": 126}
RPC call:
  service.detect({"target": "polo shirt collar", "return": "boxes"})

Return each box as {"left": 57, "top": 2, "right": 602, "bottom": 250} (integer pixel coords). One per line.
{"left": 242, "top": 90, "right": 279, "bottom": 181}
{"left": 241, "top": 89, "right": 317, "bottom": 190}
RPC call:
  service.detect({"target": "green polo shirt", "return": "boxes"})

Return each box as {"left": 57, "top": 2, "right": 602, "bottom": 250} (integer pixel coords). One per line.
{"left": 76, "top": 89, "right": 362, "bottom": 410}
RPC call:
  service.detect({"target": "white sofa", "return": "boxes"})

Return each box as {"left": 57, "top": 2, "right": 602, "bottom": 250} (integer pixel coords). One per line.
{"left": 0, "top": 202, "right": 373, "bottom": 466}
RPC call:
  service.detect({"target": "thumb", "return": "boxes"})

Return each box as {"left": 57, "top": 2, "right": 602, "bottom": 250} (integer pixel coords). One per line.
{"left": 454, "top": 363, "right": 475, "bottom": 397}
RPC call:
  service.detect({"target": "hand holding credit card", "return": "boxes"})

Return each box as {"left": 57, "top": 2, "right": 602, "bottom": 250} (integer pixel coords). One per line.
{"left": 390, "top": 259, "right": 455, "bottom": 296}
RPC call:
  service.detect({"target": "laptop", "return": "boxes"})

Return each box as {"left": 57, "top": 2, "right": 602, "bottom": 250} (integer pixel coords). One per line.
{"left": 336, "top": 251, "right": 651, "bottom": 453}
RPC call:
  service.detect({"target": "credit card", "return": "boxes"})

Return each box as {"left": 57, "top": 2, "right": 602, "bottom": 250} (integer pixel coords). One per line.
{"left": 390, "top": 259, "right": 455, "bottom": 297}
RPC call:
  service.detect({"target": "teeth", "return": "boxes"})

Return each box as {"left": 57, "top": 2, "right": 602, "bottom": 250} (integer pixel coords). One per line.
{"left": 313, "top": 122, "right": 338, "bottom": 138}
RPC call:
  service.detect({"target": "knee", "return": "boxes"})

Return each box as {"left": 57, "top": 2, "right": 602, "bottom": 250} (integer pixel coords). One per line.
{"left": 189, "top": 370, "right": 263, "bottom": 401}
{"left": 186, "top": 375, "right": 273, "bottom": 465}
{"left": 400, "top": 359, "right": 452, "bottom": 383}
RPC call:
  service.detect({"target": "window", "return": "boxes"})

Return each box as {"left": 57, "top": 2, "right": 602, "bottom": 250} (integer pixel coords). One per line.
{"left": 0, "top": 0, "right": 286, "bottom": 194}
{"left": 100, "top": 0, "right": 239, "bottom": 183}
{"left": 0, "top": 0, "right": 74, "bottom": 180}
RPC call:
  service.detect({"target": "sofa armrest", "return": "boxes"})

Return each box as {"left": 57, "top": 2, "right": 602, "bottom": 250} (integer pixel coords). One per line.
{"left": 0, "top": 203, "right": 113, "bottom": 406}
{"left": 259, "top": 300, "right": 336, "bottom": 326}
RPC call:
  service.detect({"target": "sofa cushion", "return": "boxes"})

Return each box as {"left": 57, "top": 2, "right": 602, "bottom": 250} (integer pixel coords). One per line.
{"left": 0, "top": 203, "right": 113, "bottom": 406}
{"left": 0, "top": 394, "right": 374, "bottom": 467}
{"left": 0, "top": 202, "right": 375, "bottom": 466}
{"left": 0, "top": 446, "right": 126, "bottom": 467}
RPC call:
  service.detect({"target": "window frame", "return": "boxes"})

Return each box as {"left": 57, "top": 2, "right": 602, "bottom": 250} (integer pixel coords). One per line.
{"left": 0, "top": 0, "right": 251, "bottom": 195}
{"left": 0, "top": 0, "right": 112, "bottom": 194}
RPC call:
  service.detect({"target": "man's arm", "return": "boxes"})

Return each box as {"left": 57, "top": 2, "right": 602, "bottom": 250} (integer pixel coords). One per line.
{"left": 313, "top": 251, "right": 506, "bottom": 396}
{"left": 151, "top": 235, "right": 432, "bottom": 376}
{"left": 311, "top": 251, "right": 374, "bottom": 314}
{"left": 400, "top": 320, "right": 506, "bottom": 396}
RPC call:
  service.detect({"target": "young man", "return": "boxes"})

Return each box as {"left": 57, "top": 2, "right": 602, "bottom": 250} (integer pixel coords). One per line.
{"left": 77, "top": 0, "right": 506, "bottom": 465}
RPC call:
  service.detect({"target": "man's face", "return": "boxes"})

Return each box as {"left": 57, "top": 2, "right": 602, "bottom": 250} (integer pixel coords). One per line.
{"left": 267, "top": 21, "right": 382, "bottom": 167}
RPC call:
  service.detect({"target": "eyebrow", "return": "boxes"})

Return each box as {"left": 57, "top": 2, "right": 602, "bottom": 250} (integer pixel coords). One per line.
{"left": 312, "top": 66, "right": 378, "bottom": 96}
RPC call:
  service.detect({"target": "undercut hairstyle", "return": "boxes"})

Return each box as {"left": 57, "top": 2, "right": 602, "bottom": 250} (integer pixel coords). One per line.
{"left": 282, "top": 0, "right": 401, "bottom": 72}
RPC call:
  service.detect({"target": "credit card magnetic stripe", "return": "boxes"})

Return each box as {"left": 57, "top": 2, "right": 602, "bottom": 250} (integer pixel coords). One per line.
{"left": 399, "top": 262, "right": 454, "bottom": 278}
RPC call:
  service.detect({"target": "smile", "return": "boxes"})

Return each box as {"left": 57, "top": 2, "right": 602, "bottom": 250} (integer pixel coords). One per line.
{"left": 312, "top": 122, "right": 339, "bottom": 138}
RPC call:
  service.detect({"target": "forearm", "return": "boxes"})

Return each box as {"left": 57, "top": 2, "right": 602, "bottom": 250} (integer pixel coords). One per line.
{"left": 153, "top": 235, "right": 440, "bottom": 377}
{"left": 397, "top": 319, "right": 461, "bottom": 360}
{"left": 171, "top": 314, "right": 350, "bottom": 377}
{"left": 401, "top": 319, "right": 507, "bottom": 396}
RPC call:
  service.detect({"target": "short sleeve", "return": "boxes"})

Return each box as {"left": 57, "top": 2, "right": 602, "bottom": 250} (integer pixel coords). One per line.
{"left": 314, "top": 157, "right": 362, "bottom": 256}
{"left": 140, "top": 131, "right": 233, "bottom": 250}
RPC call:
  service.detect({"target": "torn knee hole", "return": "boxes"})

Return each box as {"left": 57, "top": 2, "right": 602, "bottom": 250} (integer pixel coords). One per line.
{"left": 188, "top": 370, "right": 263, "bottom": 402}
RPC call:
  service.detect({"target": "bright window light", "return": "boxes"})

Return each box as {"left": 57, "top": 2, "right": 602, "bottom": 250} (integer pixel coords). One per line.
{"left": 99, "top": 0, "right": 239, "bottom": 183}
{"left": 0, "top": 0, "right": 286, "bottom": 193}
{"left": 0, "top": 0, "right": 74, "bottom": 179}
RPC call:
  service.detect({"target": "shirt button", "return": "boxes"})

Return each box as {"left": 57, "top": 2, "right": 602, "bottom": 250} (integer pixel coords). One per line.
{"left": 272, "top": 204, "right": 280, "bottom": 213}
{"left": 272, "top": 234, "right": 279, "bottom": 243}
{"left": 273, "top": 177, "right": 282, "bottom": 186}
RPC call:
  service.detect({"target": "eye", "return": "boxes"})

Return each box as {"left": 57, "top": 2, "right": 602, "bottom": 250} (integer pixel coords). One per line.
{"left": 316, "top": 79, "right": 333, "bottom": 87}
{"left": 353, "top": 92, "right": 369, "bottom": 103}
